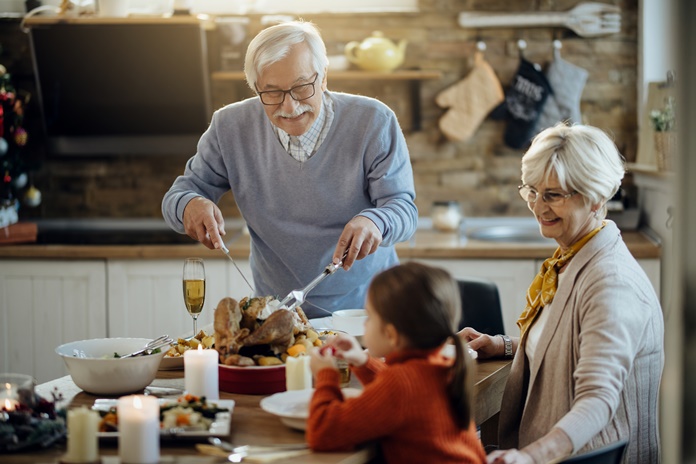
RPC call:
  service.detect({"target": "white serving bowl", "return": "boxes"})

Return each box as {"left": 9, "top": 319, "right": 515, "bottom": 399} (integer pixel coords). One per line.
{"left": 55, "top": 338, "right": 166, "bottom": 395}
{"left": 332, "top": 309, "right": 367, "bottom": 336}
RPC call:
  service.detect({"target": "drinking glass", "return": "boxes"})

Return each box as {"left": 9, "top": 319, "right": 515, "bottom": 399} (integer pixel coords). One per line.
{"left": 182, "top": 258, "right": 206, "bottom": 337}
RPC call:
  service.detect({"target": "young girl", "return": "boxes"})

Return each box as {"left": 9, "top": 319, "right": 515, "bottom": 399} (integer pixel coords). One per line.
{"left": 307, "top": 262, "right": 486, "bottom": 464}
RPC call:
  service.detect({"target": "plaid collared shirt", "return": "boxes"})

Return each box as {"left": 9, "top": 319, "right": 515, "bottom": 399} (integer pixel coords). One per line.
{"left": 275, "top": 92, "right": 334, "bottom": 162}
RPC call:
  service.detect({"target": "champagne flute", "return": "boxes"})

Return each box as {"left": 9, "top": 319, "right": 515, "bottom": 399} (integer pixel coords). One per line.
{"left": 183, "top": 258, "right": 206, "bottom": 337}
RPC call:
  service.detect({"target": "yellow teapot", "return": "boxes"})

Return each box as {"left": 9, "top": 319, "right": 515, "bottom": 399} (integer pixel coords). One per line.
{"left": 344, "top": 31, "right": 407, "bottom": 72}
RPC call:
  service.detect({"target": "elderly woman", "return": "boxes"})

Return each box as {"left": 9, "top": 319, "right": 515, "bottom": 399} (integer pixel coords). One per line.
{"left": 460, "top": 124, "right": 664, "bottom": 464}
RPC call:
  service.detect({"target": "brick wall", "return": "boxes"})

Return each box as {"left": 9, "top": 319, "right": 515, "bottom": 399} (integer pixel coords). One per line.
{"left": 4, "top": 0, "right": 637, "bottom": 220}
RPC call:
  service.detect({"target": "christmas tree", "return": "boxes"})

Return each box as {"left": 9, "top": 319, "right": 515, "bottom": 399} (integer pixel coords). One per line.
{"left": 0, "top": 64, "right": 41, "bottom": 228}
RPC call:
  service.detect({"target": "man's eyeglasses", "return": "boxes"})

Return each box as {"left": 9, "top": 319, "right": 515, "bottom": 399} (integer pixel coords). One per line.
{"left": 256, "top": 73, "right": 318, "bottom": 106}
{"left": 518, "top": 185, "right": 577, "bottom": 205}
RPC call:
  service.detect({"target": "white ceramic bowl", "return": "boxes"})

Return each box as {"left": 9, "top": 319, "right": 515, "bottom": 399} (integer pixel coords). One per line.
{"left": 55, "top": 338, "right": 166, "bottom": 395}
{"left": 332, "top": 309, "right": 367, "bottom": 336}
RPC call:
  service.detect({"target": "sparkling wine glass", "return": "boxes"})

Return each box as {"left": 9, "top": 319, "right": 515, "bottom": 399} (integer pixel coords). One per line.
{"left": 183, "top": 257, "right": 206, "bottom": 337}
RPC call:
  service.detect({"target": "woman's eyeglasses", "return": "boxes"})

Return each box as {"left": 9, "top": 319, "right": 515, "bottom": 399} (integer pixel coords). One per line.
{"left": 256, "top": 73, "right": 318, "bottom": 106}
{"left": 518, "top": 185, "right": 577, "bottom": 205}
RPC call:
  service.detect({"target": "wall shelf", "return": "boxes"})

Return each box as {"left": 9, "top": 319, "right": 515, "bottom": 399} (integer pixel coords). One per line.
{"left": 211, "top": 69, "right": 442, "bottom": 82}
{"left": 211, "top": 69, "right": 443, "bottom": 131}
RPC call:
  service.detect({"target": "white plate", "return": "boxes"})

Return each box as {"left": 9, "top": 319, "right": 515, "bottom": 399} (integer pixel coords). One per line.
{"left": 92, "top": 398, "right": 235, "bottom": 440}
{"left": 260, "top": 388, "right": 361, "bottom": 431}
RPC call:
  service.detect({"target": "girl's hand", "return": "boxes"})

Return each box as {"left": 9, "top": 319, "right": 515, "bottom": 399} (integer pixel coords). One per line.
{"left": 309, "top": 347, "right": 337, "bottom": 377}
{"left": 458, "top": 327, "right": 503, "bottom": 359}
{"left": 328, "top": 333, "right": 368, "bottom": 367}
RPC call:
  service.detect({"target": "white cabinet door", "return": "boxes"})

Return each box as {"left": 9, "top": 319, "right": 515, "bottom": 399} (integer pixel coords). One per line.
{"left": 0, "top": 260, "right": 107, "bottom": 383}
{"left": 404, "top": 258, "right": 538, "bottom": 336}
{"left": 107, "top": 260, "right": 229, "bottom": 339}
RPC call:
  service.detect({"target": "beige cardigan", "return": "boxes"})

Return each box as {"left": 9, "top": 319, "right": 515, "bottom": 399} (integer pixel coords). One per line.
{"left": 498, "top": 221, "right": 664, "bottom": 463}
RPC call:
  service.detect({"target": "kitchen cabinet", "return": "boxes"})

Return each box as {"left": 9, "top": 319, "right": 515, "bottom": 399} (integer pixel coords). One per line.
{"left": 107, "top": 258, "right": 255, "bottom": 338}
{"left": 0, "top": 260, "right": 107, "bottom": 383}
{"left": 0, "top": 258, "right": 255, "bottom": 383}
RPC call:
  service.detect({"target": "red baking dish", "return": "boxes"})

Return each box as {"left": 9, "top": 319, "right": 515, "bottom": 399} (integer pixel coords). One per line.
{"left": 218, "top": 364, "right": 286, "bottom": 395}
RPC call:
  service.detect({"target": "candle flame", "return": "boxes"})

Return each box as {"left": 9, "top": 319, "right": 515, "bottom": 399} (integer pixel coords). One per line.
{"left": 134, "top": 395, "right": 143, "bottom": 409}
{"left": 3, "top": 398, "right": 16, "bottom": 412}
{"left": 197, "top": 344, "right": 203, "bottom": 351}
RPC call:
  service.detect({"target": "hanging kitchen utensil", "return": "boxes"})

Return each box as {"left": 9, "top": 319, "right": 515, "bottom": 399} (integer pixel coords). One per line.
{"left": 458, "top": 2, "right": 621, "bottom": 38}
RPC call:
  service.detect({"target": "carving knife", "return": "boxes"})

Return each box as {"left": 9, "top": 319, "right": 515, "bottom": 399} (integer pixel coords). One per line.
{"left": 220, "top": 243, "right": 255, "bottom": 293}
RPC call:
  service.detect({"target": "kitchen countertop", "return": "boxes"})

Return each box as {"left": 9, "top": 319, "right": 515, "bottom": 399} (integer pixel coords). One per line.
{"left": 0, "top": 217, "right": 661, "bottom": 260}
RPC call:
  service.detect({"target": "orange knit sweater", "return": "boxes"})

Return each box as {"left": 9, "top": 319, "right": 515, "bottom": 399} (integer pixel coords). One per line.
{"left": 306, "top": 349, "right": 486, "bottom": 464}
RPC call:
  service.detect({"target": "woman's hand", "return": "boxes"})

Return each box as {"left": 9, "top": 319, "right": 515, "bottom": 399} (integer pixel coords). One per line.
{"left": 458, "top": 327, "right": 504, "bottom": 359}
{"left": 487, "top": 449, "right": 534, "bottom": 464}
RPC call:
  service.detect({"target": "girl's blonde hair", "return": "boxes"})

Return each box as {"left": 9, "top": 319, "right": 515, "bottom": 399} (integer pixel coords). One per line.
{"left": 367, "top": 262, "right": 474, "bottom": 429}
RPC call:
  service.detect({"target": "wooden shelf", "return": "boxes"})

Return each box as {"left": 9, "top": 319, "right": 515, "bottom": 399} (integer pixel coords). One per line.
{"left": 211, "top": 69, "right": 443, "bottom": 132}
{"left": 211, "top": 69, "right": 443, "bottom": 82}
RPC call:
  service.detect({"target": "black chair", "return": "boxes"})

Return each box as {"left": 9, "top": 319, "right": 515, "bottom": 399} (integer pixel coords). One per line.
{"left": 456, "top": 277, "right": 505, "bottom": 335}
{"left": 560, "top": 439, "right": 628, "bottom": 464}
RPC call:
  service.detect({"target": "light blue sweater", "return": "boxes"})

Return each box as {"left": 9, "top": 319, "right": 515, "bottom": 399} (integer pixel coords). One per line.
{"left": 162, "top": 91, "right": 418, "bottom": 318}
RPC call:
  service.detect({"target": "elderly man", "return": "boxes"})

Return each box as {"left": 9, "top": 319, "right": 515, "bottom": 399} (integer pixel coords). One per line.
{"left": 162, "top": 20, "right": 417, "bottom": 318}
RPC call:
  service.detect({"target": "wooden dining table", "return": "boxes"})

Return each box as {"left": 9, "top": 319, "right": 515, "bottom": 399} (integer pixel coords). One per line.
{"left": 6, "top": 358, "right": 511, "bottom": 464}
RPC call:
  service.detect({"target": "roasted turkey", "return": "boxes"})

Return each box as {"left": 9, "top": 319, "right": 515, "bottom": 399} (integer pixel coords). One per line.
{"left": 214, "top": 295, "right": 311, "bottom": 365}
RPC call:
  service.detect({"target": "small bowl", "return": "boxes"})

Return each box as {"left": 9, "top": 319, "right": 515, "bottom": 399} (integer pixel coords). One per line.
{"left": 332, "top": 309, "right": 367, "bottom": 336}
{"left": 55, "top": 338, "right": 166, "bottom": 395}
{"left": 218, "top": 364, "right": 286, "bottom": 395}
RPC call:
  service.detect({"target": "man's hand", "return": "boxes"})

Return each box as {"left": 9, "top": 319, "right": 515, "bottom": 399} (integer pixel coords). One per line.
{"left": 333, "top": 216, "right": 382, "bottom": 270}
{"left": 182, "top": 197, "right": 226, "bottom": 250}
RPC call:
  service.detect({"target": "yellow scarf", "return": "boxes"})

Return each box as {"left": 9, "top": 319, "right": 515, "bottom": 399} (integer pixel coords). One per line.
{"left": 516, "top": 223, "right": 606, "bottom": 337}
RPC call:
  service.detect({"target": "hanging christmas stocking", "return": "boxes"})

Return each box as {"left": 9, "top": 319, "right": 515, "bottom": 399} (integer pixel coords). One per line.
{"left": 533, "top": 48, "right": 588, "bottom": 133}
{"left": 502, "top": 57, "right": 552, "bottom": 149}
{"left": 435, "top": 51, "right": 504, "bottom": 142}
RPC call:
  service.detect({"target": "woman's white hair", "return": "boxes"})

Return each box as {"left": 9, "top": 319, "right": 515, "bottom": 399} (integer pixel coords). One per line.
{"left": 244, "top": 20, "right": 328, "bottom": 92}
{"left": 521, "top": 123, "right": 626, "bottom": 218}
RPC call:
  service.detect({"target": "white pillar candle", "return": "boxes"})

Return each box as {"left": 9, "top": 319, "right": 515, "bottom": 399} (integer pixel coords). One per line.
{"left": 285, "top": 355, "right": 312, "bottom": 390}
{"left": 118, "top": 395, "right": 159, "bottom": 464}
{"left": 184, "top": 345, "right": 219, "bottom": 400}
{"left": 63, "top": 406, "right": 100, "bottom": 463}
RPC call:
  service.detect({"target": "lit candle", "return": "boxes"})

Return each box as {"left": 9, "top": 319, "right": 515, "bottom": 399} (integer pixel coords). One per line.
{"left": 285, "top": 355, "right": 312, "bottom": 390}
{"left": 2, "top": 397, "right": 18, "bottom": 412}
{"left": 63, "top": 406, "right": 100, "bottom": 463}
{"left": 118, "top": 395, "right": 159, "bottom": 464}
{"left": 1, "top": 381, "right": 19, "bottom": 411}
{"left": 184, "top": 344, "right": 219, "bottom": 400}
